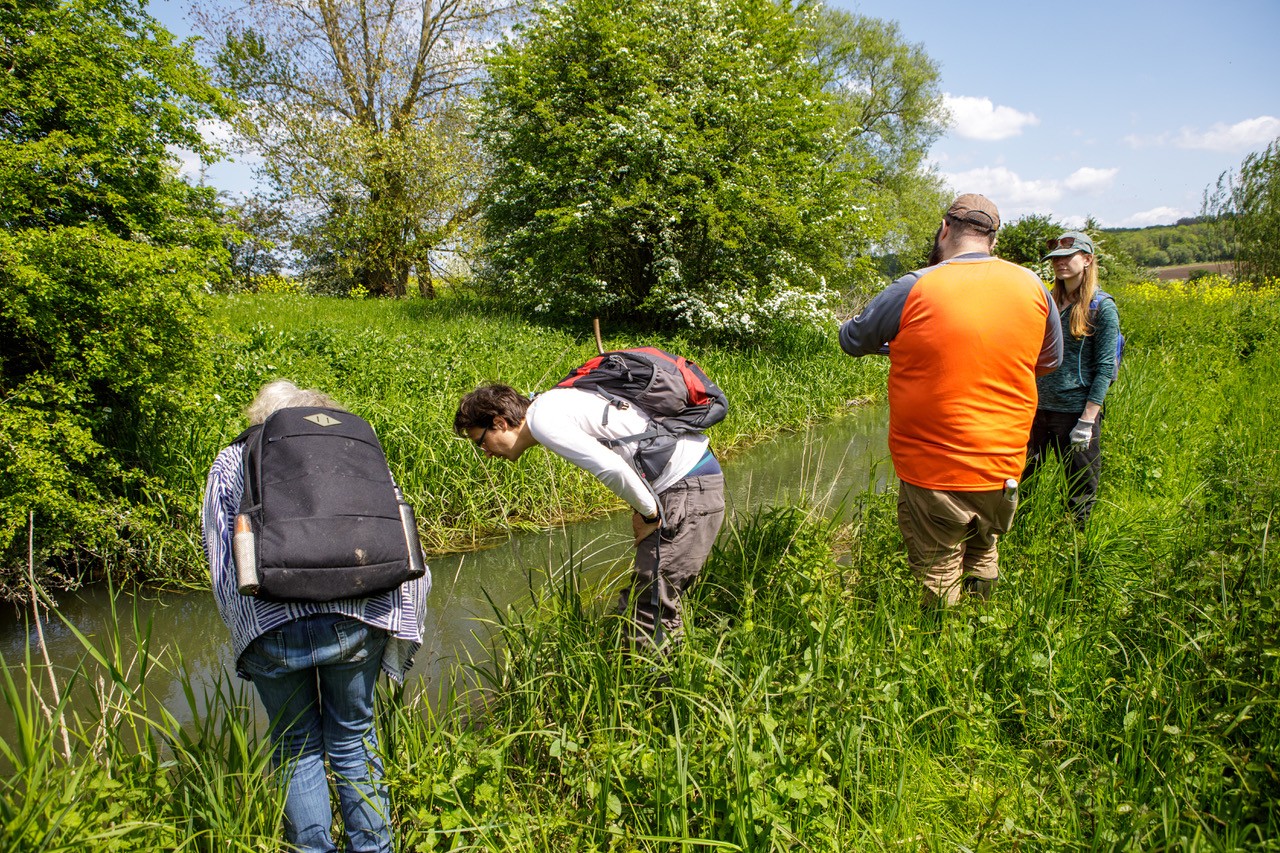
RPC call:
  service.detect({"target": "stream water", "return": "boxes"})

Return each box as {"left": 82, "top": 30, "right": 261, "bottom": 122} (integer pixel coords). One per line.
{"left": 0, "top": 406, "right": 889, "bottom": 737}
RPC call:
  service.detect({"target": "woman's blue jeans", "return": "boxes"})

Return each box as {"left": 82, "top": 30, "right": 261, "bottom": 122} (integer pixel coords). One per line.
{"left": 240, "top": 614, "right": 391, "bottom": 853}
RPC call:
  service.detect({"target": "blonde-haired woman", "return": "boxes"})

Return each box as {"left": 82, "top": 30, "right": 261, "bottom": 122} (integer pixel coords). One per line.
{"left": 1025, "top": 231, "right": 1120, "bottom": 526}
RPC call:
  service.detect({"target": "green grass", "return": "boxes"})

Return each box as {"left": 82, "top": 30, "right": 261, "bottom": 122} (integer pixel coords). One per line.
{"left": 4, "top": 280, "right": 1278, "bottom": 849}
{"left": 381, "top": 279, "right": 1278, "bottom": 849}
{"left": 146, "top": 291, "right": 885, "bottom": 580}
{"left": 0, "top": 590, "right": 283, "bottom": 851}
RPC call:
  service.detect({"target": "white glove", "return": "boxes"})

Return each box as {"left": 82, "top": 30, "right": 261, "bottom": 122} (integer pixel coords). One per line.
{"left": 1069, "top": 418, "right": 1094, "bottom": 450}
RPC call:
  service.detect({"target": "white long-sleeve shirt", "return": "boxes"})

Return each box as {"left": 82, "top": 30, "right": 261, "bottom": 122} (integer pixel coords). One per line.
{"left": 526, "top": 387, "right": 710, "bottom": 518}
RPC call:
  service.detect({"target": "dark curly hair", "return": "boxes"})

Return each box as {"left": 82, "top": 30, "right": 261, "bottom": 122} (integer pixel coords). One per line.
{"left": 453, "top": 384, "right": 531, "bottom": 435}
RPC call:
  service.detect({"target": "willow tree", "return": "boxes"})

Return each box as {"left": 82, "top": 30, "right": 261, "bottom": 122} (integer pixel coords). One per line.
{"left": 1206, "top": 137, "right": 1280, "bottom": 282}
{"left": 807, "top": 6, "right": 952, "bottom": 278}
{"left": 206, "top": 0, "right": 518, "bottom": 296}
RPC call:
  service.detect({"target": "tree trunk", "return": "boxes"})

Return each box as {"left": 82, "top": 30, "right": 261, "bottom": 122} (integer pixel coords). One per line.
{"left": 365, "top": 266, "right": 397, "bottom": 297}
{"left": 418, "top": 261, "right": 436, "bottom": 299}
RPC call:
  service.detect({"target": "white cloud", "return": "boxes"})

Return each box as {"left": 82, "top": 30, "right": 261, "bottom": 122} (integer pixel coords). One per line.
{"left": 943, "top": 165, "right": 1132, "bottom": 224}
{"left": 1118, "top": 206, "right": 1190, "bottom": 228}
{"left": 945, "top": 165, "right": 1061, "bottom": 207}
{"left": 944, "top": 164, "right": 1114, "bottom": 209}
{"left": 169, "top": 118, "right": 260, "bottom": 186}
{"left": 169, "top": 145, "right": 205, "bottom": 180}
{"left": 1176, "top": 116, "right": 1280, "bottom": 152}
{"left": 1063, "top": 167, "right": 1119, "bottom": 193}
{"left": 944, "top": 94, "right": 1039, "bottom": 141}
{"left": 1125, "top": 116, "right": 1280, "bottom": 153}
{"left": 195, "top": 118, "right": 240, "bottom": 149}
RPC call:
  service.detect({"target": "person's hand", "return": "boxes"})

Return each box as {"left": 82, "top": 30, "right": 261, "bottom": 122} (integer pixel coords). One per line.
{"left": 632, "top": 511, "right": 661, "bottom": 545}
{"left": 1069, "top": 418, "right": 1094, "bottom": 450}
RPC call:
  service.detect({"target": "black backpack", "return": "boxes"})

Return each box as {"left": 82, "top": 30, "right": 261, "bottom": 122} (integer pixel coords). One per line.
{"left": 233, "top": 406, "right": 427, "bottom": 602}
{"left": 555, "top": 347, "right": 728, "bottom": 481}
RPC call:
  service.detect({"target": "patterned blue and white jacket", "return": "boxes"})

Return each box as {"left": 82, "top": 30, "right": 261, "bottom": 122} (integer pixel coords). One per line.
{"left": 201, "top": 441, "right": 430, "bottom": 682}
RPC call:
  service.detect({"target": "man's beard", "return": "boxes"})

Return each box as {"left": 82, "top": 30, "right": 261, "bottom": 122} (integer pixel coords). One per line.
{"left": 926, "top": 224, "right": 944, "bottom": 266}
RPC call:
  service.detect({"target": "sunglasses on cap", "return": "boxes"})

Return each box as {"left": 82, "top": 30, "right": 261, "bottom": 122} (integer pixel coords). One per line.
{"left": 1046, "top": 236, "right": 1084, "bottom": 251}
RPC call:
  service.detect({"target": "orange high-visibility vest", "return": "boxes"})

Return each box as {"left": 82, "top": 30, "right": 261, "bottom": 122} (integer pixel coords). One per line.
{"left": 888, "top": 257, "right": 1050, "bottom": 491}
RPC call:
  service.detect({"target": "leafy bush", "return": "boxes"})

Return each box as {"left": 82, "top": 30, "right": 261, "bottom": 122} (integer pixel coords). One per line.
{"left": 477, "top": 0, "right": 858, "bottom": 339}
{"left": 0, "top": 0, "right": 228, "bottom": 590}
{"left": 994, "top": 213, "right": 1062, "bottom": 268}
{"left": 0, "top": 228, "right": 213, "bottom": 591}
{"left": 994, "top": 213, "right": 1062, "bottom": 281}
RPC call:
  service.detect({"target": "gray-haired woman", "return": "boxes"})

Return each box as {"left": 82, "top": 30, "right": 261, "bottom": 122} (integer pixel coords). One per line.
{"left": 201, "top": 379, "right": 429, "bottom": 853}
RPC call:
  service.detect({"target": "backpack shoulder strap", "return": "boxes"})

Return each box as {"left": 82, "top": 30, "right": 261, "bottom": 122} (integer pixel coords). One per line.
{"left": 234, "top": 422, "right": 265, "bottom": 514}
{"left": 1090, "top": 290, "right": 1115, "bottom": 310}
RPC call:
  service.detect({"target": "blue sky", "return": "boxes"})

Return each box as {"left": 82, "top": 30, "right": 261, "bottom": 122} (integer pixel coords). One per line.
{"left": 156, "top": 0, "right": 1280, "bottom": 230}
{"left": 831, "top": 0, "right": 1280, "bottom": 228}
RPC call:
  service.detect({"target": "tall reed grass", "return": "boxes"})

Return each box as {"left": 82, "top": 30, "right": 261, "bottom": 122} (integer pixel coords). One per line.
{"left": 0, "top": 592, "right": 283, "bottom": 851}
{"left": 5, "top": 278, "right": 1277, "bottom": 849}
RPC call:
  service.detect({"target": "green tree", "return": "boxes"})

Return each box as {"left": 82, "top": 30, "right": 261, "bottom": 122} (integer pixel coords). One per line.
{"left": 1109, "top": 220, "right": 1232, "bottom": 269}
{"left": 807, "top": 6, "right": 951, "bottom": 279}
{"left": 477, "top": 0, "right": 857, "bottom": 337}
{"left": 221, "top": 194, "right": 291, "bottom": 290}
{"left": 993, "top": 213, "right": 1062, "bottom": 274}
{"left": 0, "top": 0, "right": 225, "bottom": 244}
{"left": 0, "top": 0, "right": 227, "bottom": 587}
{"left": 207, "top": 0, "right": 515, "bottom": 297}
{"left": 1205, "top": 137, "right": 1280, "bottom": 282}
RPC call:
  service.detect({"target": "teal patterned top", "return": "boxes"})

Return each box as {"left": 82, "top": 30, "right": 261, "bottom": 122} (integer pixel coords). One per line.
{"left": 1035, "top": 292, "right": 1120, "bottom": 413}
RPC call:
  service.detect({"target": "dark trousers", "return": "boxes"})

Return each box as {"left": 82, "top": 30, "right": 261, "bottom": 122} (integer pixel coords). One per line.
{"left": 1025, "top": 408, "right": 1103, "bottom": 525}
{"left": 622, "top": 473, "right": 725, "bottom": 649}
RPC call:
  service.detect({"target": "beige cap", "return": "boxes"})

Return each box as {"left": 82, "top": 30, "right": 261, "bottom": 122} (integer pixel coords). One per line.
{"left": 946, "top": 193, "right": 1000, "bottom": 232}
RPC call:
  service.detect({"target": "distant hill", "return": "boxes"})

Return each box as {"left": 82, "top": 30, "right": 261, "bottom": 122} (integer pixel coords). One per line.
{"left": 1103, "top": 217, "right": 1232, "bottom": 268}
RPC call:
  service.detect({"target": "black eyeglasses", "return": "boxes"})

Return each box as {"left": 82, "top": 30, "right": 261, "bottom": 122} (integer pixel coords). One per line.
{"left": 473, "top": 426, "right": 489, "bottom": 449}
{"left": 1046, "top": 236, "right": 1085, "bottom": 251}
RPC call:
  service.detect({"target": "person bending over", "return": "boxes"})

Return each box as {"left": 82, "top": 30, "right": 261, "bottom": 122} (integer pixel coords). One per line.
{"left": 202, "top": 379, "right": 429, "bottom": 853}
{"left": 455, "top": 383, "right": 724, "bottom": 649}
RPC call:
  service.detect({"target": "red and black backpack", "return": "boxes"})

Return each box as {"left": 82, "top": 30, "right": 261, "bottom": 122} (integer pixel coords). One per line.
{"left": 555, "top": 347, "right": 728, "bottom": 480}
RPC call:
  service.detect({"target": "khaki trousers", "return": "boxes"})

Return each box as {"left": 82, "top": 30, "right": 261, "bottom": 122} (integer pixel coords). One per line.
{"left": 896, "top": 480, "right": 1018, "bottom": 606}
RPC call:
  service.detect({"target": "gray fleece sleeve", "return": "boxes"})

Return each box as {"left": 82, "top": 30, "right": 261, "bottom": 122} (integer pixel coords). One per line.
{"left": 1037, "top": 290, "right": 1064, "bottom": 376}
{"left": 838, "top": 274, "right": 919, "bottom": 357}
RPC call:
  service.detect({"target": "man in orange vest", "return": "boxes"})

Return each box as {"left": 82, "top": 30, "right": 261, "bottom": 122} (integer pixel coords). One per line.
{"left": 840, "top": 194, "right": 1063, "bottom": 605}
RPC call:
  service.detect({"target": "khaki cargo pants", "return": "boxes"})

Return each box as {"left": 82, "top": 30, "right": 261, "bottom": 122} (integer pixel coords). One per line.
{"left": 896, "top": 480, "right": 1018, "bottom": 606}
